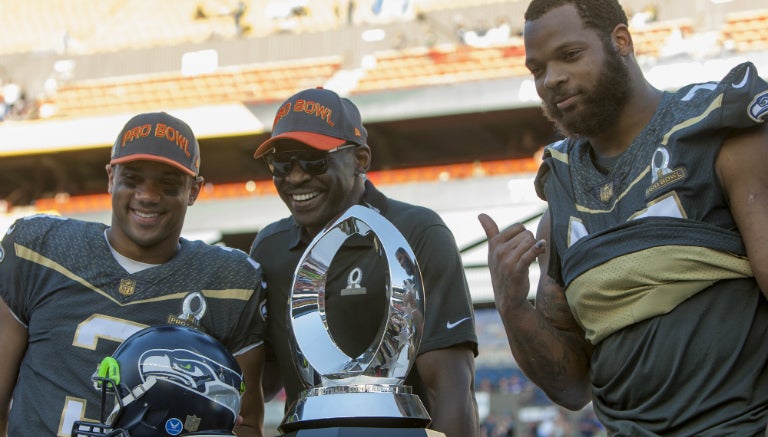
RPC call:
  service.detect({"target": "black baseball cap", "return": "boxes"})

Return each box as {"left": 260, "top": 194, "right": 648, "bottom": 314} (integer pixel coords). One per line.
{"left": 253, "top": 87, "right": 367, "bottom": 158}
{"left": 110, "top": 112, "right": 200, "bottom": 176}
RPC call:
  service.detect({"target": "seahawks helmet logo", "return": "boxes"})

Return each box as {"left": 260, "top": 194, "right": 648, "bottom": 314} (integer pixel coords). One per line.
{"left": 138, "top": 348, "right": 243, "bottom": 413}
{"left": 748, "top": 90, "right": 768, "bottom": 122}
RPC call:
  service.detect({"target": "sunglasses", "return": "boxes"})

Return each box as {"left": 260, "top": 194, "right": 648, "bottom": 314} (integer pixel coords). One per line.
{"left": 264, "top": 143, "right": 357, "bottom": 178}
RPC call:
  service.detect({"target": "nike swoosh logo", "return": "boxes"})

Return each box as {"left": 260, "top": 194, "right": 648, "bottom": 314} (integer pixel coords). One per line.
{"left": 732, "top": 67, "right": 750, "bottom": 89}
{"left": 446, "top": 316, "right": 471, "bottom": 329}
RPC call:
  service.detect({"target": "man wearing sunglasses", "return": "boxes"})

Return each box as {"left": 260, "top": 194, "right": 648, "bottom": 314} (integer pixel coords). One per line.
{"left": 249, "top": 87, "right": 479, "bottom": 436}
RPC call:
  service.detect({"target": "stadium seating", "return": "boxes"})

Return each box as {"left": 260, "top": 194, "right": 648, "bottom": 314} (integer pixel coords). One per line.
{"left": 630, "top": 18, "right": 694, "bottom": 58}
{"left": 0, "top": 0, "right": 515, "bottom": 56}
{"left": 45, "top": 41, "right": 533, "bottom": 117}
{"left": 1, "top": 1, "right": 767, "bottom": 59}
{"left": 47, "top": 57, "right": 342, "bottom": 118}
{"left": 720, "top": 9, "right": 768, "bottom": 53}
{"left": 4, "top": 2, "right": 768, "bottom": 218}
{"left": 355, "top": 41, "right": 527, "bottom": 92}
{"left": 35, "top": 8, "right": 768, "bottom": 119}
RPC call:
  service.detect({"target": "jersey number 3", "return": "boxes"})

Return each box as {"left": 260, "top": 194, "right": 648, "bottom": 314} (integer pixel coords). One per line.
{"left": 58, "top": 315, "right": 147, "bottom": 437}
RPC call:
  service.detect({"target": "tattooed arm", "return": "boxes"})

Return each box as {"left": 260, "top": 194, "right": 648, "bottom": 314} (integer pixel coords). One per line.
{"left": 479, "top": 210, "right": 593, "bottom": 409}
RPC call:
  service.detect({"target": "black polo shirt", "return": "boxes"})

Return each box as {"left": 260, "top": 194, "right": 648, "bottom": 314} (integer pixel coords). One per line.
{"left": 250, "top": 180, "right": 478, "bottom": 412}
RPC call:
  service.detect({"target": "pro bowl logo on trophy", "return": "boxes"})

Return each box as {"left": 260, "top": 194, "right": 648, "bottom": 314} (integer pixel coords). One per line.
{"left": 280, "top": 205, "right": 435, "bottom": 436}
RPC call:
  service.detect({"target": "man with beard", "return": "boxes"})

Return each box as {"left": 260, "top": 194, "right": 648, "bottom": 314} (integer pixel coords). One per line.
{"left": 478, "top": 0, "right": 768, "bottom": 435}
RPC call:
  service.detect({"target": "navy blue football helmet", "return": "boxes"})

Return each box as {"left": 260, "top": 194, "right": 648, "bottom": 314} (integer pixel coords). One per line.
{"left": 72, "top": 325, "right": 245, "bottom": 437}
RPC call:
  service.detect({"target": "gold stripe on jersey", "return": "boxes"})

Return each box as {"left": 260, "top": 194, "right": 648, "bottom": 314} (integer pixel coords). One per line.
{"left": 15, "top": 243, "right": 117, "bottom": 301}
{"left": 14, "top": 244, "right": 255, "bottom": 305}
{"left": 548, "top": 145, "right": 569, "bottom": 164}
{"left": 661, "top": 93, "right": 723, "bottom": 146}
{"left": 137, "top": 288, "right": 255, "bottom": 303}
{"left": 575, "top": 167, "right": 651, "bottom": 214}
{"left": 566, "top": 245, "right": 752, "bottom": 344}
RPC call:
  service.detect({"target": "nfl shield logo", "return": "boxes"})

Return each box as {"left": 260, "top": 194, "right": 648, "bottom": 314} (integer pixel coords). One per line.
{"left": 185, "top": 415, "right": 201, "bottom": 432}
{"left": 118, "top": 279, "right": 136, "bottom": 296}
{"left": 600, "top": 183, "right": 613, "bottom": 203}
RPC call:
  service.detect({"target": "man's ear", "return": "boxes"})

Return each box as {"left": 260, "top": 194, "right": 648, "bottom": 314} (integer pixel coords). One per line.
{"left": 612, "top": 23, "right": 634, "bottom": 56}
{"left": 105, "top": 164, "right": 114, "bottom": 194}
{"left": 188, "top": 176, "right": 204, "bottom": 205}
{"left": 355, "top": 144, "right": 372, "bottom": 173}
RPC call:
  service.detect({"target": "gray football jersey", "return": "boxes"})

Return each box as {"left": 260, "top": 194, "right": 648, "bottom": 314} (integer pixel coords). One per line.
{"left": 0, "top": 215, "right": 265, "bottom": 436}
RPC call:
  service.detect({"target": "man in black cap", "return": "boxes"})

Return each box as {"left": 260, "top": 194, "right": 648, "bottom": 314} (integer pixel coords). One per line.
{"left": 250, "top": 88, "right": 479, "bottom": 436}
{"left": 0, "top": 112, "right": 267, "bottom": 436}
{"left": 479, "top": 0, "right": 768, "bottom": 435}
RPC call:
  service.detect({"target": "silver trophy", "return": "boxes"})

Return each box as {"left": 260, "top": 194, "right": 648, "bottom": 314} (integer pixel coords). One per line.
{"left": 280, "top": 205, "right": 431, "bottom": 434}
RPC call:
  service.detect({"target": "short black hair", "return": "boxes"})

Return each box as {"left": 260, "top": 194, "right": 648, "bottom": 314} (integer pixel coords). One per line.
{"left": 524, "top": 0, "right": 628, "bottom": 42}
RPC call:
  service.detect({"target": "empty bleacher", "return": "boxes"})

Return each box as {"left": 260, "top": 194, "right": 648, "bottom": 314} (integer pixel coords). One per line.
{"left": 355, "top": 41, "right": 527, "bottom": 92}
{"left": 47, "top": 56, "right": 342, "bottom": 117}
{"left": 720, "top": 8, "right": 768, "bottom": 53}
{"left": 0, "top": 0, "right": 515, "bottom": 56}
{"left": 33, "top": 6, "right": 768, "bottom": 119}
{"left": 43, "top": 39, "right": 534, "bottom": 118}
{"left": 2, "top": 1, "right": 768, "bottom": 124}
{"left": 630, "top": 18, "right": 694, "bottom": 58}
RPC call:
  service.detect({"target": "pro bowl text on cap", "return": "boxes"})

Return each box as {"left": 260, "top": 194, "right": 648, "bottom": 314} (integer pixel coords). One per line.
{"left": 253, "top": 87, "right": 368, "bottom": 158}
{"left": 110, "top": 112, "right": 201, "bottom": 176}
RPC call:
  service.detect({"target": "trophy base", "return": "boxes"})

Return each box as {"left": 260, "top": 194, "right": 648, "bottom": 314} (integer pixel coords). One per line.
{"left": 279, "top": 387, "right": 431, "bottom": 434}
{"left": 281, "top": 427, "right": 445, "bottom": 437}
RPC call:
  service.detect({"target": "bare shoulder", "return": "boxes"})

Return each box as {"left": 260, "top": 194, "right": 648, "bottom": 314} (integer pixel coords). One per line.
{"left": 716, "top": 123, "right": 768, "bottom": 187}
{"left": 717, "top": 123, "right": 768, "bottom": 292}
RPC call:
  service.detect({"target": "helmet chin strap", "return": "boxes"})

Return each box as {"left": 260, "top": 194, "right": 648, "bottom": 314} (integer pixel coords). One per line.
{"left": 106, "top": 377, "right": 158, "bottom": 425}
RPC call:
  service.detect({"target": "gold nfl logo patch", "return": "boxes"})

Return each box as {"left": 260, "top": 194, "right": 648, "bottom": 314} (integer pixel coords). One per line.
{"left": 118, "top": 279, "right": 136, "bottom": 296}
{"left": 600, "top": 183, "right": 614, "bottom": 203}
{"left": 185, "top": 415, "right": 201, "bottom": 432}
